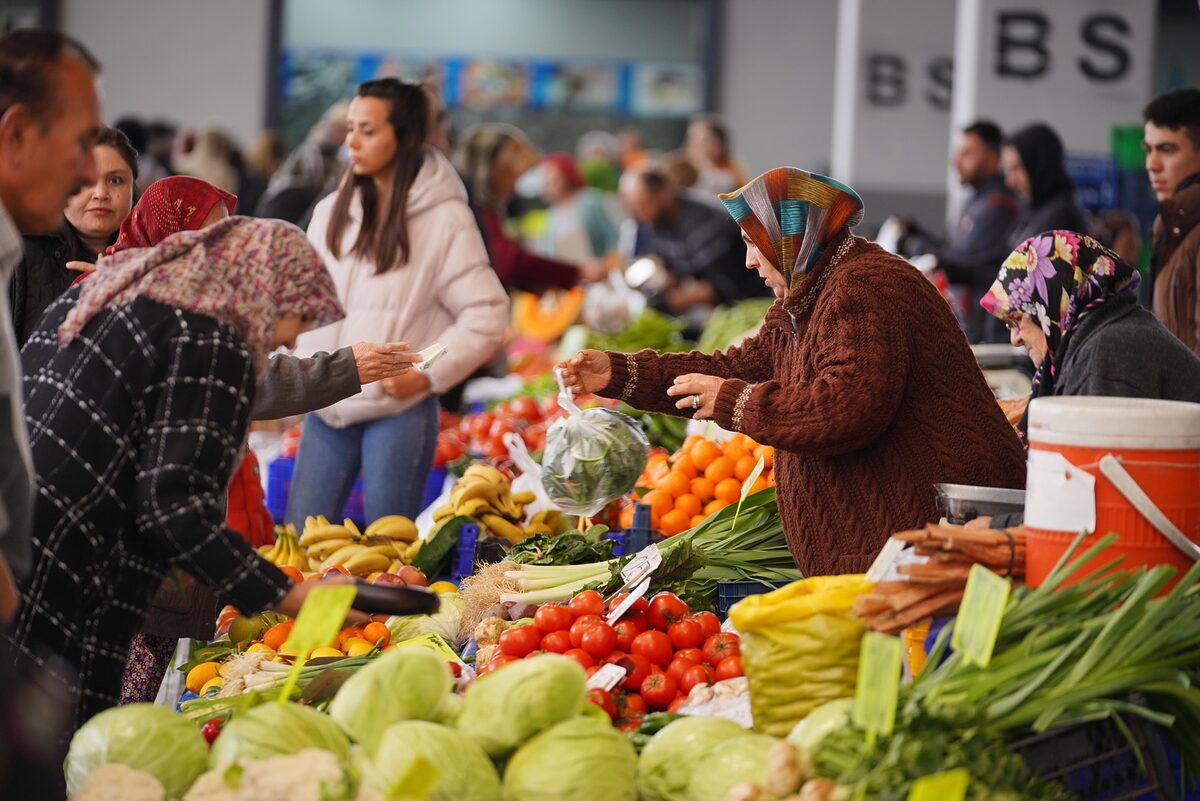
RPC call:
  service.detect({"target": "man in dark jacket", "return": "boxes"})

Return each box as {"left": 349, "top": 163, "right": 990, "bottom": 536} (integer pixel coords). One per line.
{"left": 1142, "top": 89, "right": 1200, "bottom": 356}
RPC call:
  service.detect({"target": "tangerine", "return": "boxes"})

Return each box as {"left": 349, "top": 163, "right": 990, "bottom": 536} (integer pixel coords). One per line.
{"left": 748, "top": 477, "right": 770, "bottom": 495}
{"left": 756, "top": 445, "right": 774, "bottom": 469}
{"left": 691, "top": 439, "right": 722, "bottom": 470}
{"left": 715, "top": 478, "right": 743, "bottom": 505}
{"left": 642, "top": 490, "right": 674, "bottom": 519}
{"left": 672, "top": 454, "right": 701, "bottom": 479}
{"left": 658, "top": 509, "right": 690, "bottom": 537}
{"left": 262, "top": 620, "right": 294, "bottom": 651}
{"left": 690, "top": 514, "right": 708, "bottom": 528}
{"left": 363, "top": 621, "right": 391, "bottom": 647}
{"left": 658, "top": 471, "right": 690, "bottom": 498}
{"left": 734, "top": 455, "right": 758, "bottom": 482}
{"left": 674, "top": 493, "right": 702, "bottom": 518}
{"left": 723, "top": 444, "right": 750, "bottom": 466}
{"left": 619, "top": 505, "right": 636, "bottom": 530}
{"left": 705, "top": 499, "right": 729, "bottom": 516}
{"left": 704, "top": 456, "right": 734, "bottom": 484}
{"left": 690, "top": 476, "right": 716, "bottom": 501}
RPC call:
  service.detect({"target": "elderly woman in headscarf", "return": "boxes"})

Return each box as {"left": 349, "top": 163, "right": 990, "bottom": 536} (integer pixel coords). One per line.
{"left": 559, "top": 168, "right": 1026, "bottom": 576}
{"left": 457, "top": 123, "right": 608, "bottom": 291}
{"left": 1002, "top": 123, "right": 1090, "bottom": 247}
{"left": 8, "top": 218, "right": 364, "bottom": 728}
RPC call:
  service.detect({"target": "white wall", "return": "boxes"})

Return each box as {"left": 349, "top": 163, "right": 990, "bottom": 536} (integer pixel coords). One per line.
{"left": 62, "top": 0, "right": 270, "bottom": 147}
{"left": 715, "top": 0, "right": 838, "bottom": 178}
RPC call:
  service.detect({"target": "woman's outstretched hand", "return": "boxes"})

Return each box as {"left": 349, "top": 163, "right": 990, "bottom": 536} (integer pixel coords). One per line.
{"left": 557, "top": 349, "right": 612, "bottom": 396}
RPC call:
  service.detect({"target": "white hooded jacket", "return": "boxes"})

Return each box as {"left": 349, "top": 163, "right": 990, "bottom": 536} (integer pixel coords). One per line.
{"left": 296, "top": 148, "right": 508, "bottom": 427}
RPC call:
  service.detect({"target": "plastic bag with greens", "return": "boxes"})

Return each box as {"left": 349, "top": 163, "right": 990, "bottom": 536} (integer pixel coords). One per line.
{"left": 541, "top": 374, "right": 649, "bottom": 517}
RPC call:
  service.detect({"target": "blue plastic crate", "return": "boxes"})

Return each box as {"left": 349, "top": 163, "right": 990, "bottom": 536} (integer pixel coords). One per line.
{"left": 716, "top": 579, "right": 792, "bottom": 618}
{"left": 604, "top": 530, "right": 627, "bottom": 557}
{"left": 452, "top": 523, "right": 481, "bottom": 580}
{"left": 264, "top": 457, "right": 365, "bottom": 525}
{"left": 421, "top": 468, "right": 447, "bottom": 512}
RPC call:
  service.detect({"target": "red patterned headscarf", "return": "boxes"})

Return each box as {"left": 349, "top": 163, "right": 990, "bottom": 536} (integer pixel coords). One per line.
{"left": 60, "top": 217, "right": 344, "bottom": 374}
{"left": 108, "top": 175, "right": 237, "bottom": 255}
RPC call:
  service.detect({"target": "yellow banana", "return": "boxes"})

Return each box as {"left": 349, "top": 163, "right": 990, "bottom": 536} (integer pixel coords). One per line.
{"left": 480, "top": 513, "right": 528, "bottom": 544}
{"left": 388, "top": 559, "right": 404, "bottom": 573}
{"left": 404, "top": 541, "right": 422, "bottom": 561}
{"left": 464, "top": 463, "right": 508, "bottom": 486}
{"left": 321, "top": 544, "right": 367, "bottom": 571}
{"left": 304, "top": 516, "right": 317, "bottom": 531}
{"left": 342, "top": 550, "right": 391, "bottom": 576}
{"left": 369, "top": 516, "right": 418, "bottom": 542}
{"left": 456, "top": 497, "right": 504, "bottom": 520}
{"left": 299, "top": 525, "right": 354, "bottom": 547}
{"left": 316, "top": 515, "right": 332, "bottom": 527}
{"left": 343, "top": 518, "right": 362, "bottom": 539}
{"left": 307, "top": 556, "right": 322, "bottom": 571}
{"left": 307, "top": 538, "right": 356, "bottom": 559}
{"left": 432, "top": 504, "right": 455, "bottom": 523}
{"left": 363, "top": 541, "right": 407, "bottom": 561}
{"left": 256, "top": 544, "right": 274, "bottom": 557}
{"left": 511, "top": 490, "right": 536, "bottom": 505}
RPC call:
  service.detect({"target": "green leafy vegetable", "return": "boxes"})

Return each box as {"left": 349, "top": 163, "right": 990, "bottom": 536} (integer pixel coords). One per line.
{"left": 502, "top": 716, "right": 638, "bottom": 801}
{"left": 369, "top": 721, "right": 500, "bottom": 801}
{"left": 684, "top": 734, "right": 779, "bottom": 801}
{"left": 636, "top": 716, "right": 747, "bottom": 801}
{"left": 697, "top": 299, "right": 774, "bottom": 353}
{"left": 508, "top": 528, "right": 615, "bottom": 566}
{"left": 208, "top": 701, "right": 351, "bottom": 767}
{"left": 587, "top": 309, "right": 689, "bottom": 353}
{"left": 386, "top": 592, "right": 466, "bottom": 648}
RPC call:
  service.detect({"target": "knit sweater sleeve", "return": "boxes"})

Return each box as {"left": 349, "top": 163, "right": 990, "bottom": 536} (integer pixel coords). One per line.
{"left": 251, "top": 348, "right": 361, "bottom": 420}
{"left": 711, "top": 279, "right": 911, "bottom": 455}
{"left": 598, "top": 331, "right": 775, "bottom": 415}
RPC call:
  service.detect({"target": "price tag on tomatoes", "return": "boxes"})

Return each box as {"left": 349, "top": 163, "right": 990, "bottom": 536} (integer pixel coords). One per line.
{"left": 952, "top": 564, "right": 1011, "bottom": 668}
{"left": 851, "top": 631, "right": 902, "bottom": 741}
{"left": 908, "top": 768, "right": 969, "bottom": 801}
{"left": 585, "top": 663, "right": 628, "bottom": 692}
{"left": 277, "top": 584, "right": 357, "bottom": 705}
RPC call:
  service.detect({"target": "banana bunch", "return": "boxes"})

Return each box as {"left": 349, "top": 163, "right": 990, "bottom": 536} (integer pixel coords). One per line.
{"left": 297, "top": 515, "right": 422, "bottom": 576}
{"left": 256, "top": 526, "right": 308, "bottom": 571}
{"left": 432, "top": 463, "right": 536, "bottom": 544}
{"left": 524, "top": 509, "right": 567, "bottom": 538}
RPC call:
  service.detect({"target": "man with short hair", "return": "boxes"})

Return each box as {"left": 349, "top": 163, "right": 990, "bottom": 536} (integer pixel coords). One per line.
{"left": 619, "top": 166, "right": 769, "bottom": 323}
{"left": 1142, "top": 88, "right": 1200, "bottom": 355}
{"left": 0, "top": 29, "right": 101, "bottom": 620}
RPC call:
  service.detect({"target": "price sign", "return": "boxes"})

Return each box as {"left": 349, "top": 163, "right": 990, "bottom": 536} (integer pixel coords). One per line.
{"left": 952, "top": 564, "right": 1011, "bottom": 668}
{"left": 908, "top": 768, "right": 969, "bottom": 801}
{"left": 852, "top": 631, "right": 902, "bottom": 740}
{"left": 276, "top": 584, "right": 357, "bottom": 704}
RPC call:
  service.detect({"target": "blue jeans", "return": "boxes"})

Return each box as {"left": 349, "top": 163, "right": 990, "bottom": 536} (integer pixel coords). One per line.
{"left": 285, "top": 397, "right": 438, "bottom": 525}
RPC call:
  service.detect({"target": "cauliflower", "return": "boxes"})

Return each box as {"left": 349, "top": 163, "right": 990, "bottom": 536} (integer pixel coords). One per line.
{"left": 69, "top": 763, "right": 165, "bottom": 801}
{"left": 183, "top": 749, "right": 353, "bottom": 801}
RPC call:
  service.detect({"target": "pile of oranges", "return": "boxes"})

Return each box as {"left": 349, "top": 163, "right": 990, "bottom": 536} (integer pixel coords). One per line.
{"left": 622, "top": 433, "right": 774, "bottom": 536}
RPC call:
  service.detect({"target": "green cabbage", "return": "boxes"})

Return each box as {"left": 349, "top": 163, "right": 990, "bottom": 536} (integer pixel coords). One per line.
{"left": 685, "top": 734, "right": 779, "bottom": 801}
{"left": 456, "top": 654, "right": 586, "bottom": 758}
{"left": 787, "top": 698, "right": 853, "bottom": 755}
{"left": 502, "top": 717, "right": 638, "bottom": 801}
{"left": 208, "top": 701, "right": 351, "bottom": 767}
{"left": 66, "top": 703, "right": 208, "bottom": 799}
{"left": 369, "top": 721, "right": 500, "bottom": 801}
{"left": 434, "top": 693, "right": 465, "bottom": 726}
{"left": 637, "top": 716, "right": 749, "bottom": 801}
{"left": 328, "top": 644, "right": 452, "bottom": 754}
{"left": 387, "top": 593, "right": 465, "bottom": 648}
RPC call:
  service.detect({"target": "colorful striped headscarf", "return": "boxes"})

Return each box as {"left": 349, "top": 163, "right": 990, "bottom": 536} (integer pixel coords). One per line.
{"left": 719, "top": 167, "right": 864, "bottom": 292}
{"left": 981, "top": 229, "right": 1139, "bottom": 404}
{"left": 59, "top": 217, "right": 344, "bottom": 374}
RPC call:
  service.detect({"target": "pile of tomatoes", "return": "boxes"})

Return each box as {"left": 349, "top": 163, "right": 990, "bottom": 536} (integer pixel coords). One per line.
{"left": 478, "top": 589, "right": 743, "bottom": 730}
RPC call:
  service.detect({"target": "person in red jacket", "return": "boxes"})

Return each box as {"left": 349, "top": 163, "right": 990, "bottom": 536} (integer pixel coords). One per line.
{"left": 560, "top": 167, "right": 1025, "bottom": 576}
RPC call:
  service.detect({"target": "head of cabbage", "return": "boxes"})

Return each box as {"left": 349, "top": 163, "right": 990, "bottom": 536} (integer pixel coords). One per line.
{"left": 502, "top": 716, "right": 638, "bottom": 801}
{"left": 787, "top": 698, "right": 853, "bottom": 756}
{"left": 368, "top": 721, "right": 500, "bottom": 801}
{"left": 66, "top": 703, "right": 208, "bottom": 799}
{"left": 388, "top": 592, "right": 465, "bottom": 649}
{"left": 329, "top": 644, "right": 452, "bottom": 754}
{"left": 637, "top": 716, "right": 749, "bottom": 801}
{"left": 685, "top": 734, "right": 780, "bottom": 801}
{"left": 456, "top": 654, "right": 585, "bottom": 758}
{"left": 208, "top": 701, "right": 351, "bottom": 767}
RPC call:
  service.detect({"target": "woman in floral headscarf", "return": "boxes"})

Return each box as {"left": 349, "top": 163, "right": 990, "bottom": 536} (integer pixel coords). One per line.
{"left": 9, "top": 218, "right": 360, "bottom": 728}
{"left": 560, "top": 167, "right": 1025, "bottom": 577}
{"left": 982, "top": 230, "right": 1200, "bottom": 428}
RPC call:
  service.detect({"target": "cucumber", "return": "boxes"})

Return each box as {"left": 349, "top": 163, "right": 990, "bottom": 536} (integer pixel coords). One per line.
{"left": 414, "top": 515, "right": 468, "bottom": 577}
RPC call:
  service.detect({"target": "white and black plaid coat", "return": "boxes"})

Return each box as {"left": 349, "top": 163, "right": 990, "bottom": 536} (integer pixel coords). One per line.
{"left": 7, "top": 289, "right": 289, "bottom": 726}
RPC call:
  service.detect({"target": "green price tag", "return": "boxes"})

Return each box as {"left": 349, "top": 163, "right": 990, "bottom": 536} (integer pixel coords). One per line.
{"left": 276, "top": 584, "right": 357, "bottom": 705}
{"left": 908, "top": 768, "right": 969, "bottom": 801}
{"left": 952, "top": 564, "right": 1011, "bottom": 667}
{"left": 730, "top": 455, "right": 766, "bottom": 532}
{"left": 851, "top": 631, "right": 902, "bottom": 739}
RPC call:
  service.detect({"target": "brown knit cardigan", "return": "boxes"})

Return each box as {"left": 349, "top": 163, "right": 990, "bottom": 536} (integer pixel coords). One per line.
{"left": 599, "top": 232, "right": 1026, "bottom": 576}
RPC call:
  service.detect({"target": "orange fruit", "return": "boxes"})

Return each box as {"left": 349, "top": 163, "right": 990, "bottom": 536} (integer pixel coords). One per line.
{"left": 672, "top": 454, "right": 700, "bottom": 479}
{"left": 658, "top": 509, "right": 690, "bottom": 537}
{"left": 674, "top": 493, "right": 702, "bottom": 518}
{"left": 642, "top": 490, "right": 674, "bottom": 519}
{"left": 278, "top": 565, "right": 304, "bottom": 584}
{"left": 262, "top": 620, "right": 294, "bottom": 651}
{"left": 755, "top": 445, "right": 774, "bottom": 469}
{"left": 734, "top": 454, "right": 758, "bottom": 482}
{"left": 723, "top": 443, "right": 750, "bottom": 465}
{"left": 679, "top": 434, "right": 703, "bottom": 455}
{"left": 715, "top": 478, "right": 743, "bottom": 505}
{"left": 705, "top": 456, "right": 734, "bottom": 484}
{"left": 338, "top": 626, "right": 365, "bottom": 647}
{"left": 659, "top": 471, "right": 690, "bottom": 499}
{"left": 691, "top": 439, "right": 722, "bottom": 470}
{"left": 690, "top": 514, "right": 707, "bottom": 528}
{"left": 619, "top": 505, "right": 636, "bottom": 530}
{"left": 748, "top": 476, "right": 770, "bottom": 495}
{"left": 363, "top": 621, "right": 391, "bottom": 647}
{"left": 705, "top": 499, "right": 729, "bottom": 516}
{"left": 690, "top": 477, "right": 716, "bottom": 501}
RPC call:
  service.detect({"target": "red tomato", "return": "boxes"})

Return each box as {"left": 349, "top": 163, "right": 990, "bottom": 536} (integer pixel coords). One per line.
{"left": 613, "top": 620, "right": 641, "bottom": 652}
{"left": 666, "top": 655, "right": 695, "bottom": 684}
{"left": 618, "top": 692, "right": 648, "bottom": 719}
{"left": 534, "top": 603, "right": 574, "bottom": 634}
{"left": 563, "top": 648, "right": 596, "bottom": 669}
{"left": 691, "top": 611, "right": 722, "bottom": 639}
{"left": 674, "top": 647, "right": 703, "bottom": 665}
{"left": 668, "top": 619, "right": 704, "bottom": 650}
{"left": 680, "top": 664, "right": 714, "bottom": 694}
{"left": 668, "top": 695, "right": 689, "bottom": 713}
{"left": 647, "top": 592, "right": 690, "bottom": 630}
{"left": 585, "top": 665, "right": 601, "bottom": 679}
{"left": 569, "top": 615, "right": 603, "bottom": 648}
{"left": 607, "top": 592, "right": 650, "bottom": 617}
{"left": 580, "top": 622, "right": 618, "bottom": 659}
{"left": 618, "top": 654, "right": 652, "bottom": 691}
{"left": 622, "top": 610, "right": 650, "bottom": 633}
{"left": 499, "top": 624, "right": 541, "bottom": 657}
{"left": 703, "top": 633, "right": 741, "bottom": 667}
{"left": 630, "top": 630, "right": 673, "bottom": 667}
{"left": 602, "top": 650, "right": 628, "bottom": 665}
{"left": 569, "top": 590, "right": 606, "bottom": 618}
{"left": 586, "top": 688, "right": 617, "bottom": 720}
{"left": 640, "top": 672, "right": 679, "bottom": 710}
{"left": 617, "top": 716, "right": 644, "bottom": 732}
{"left": 468, "top": 411, "right": 495, "bottom": 442}
{"left": 482, "top": 654, "right": 520, "bottom": 676}
{"left": 201, "top": 718, "right": 222, "bottom": 744}
{"left": 447, "top": 661, "right": 463, "bottom": 678}
{"left": 714, "top": 655, "right": 744, "bottom": 681}
{"left": 540, "top": 630, "right": 572, "bottom": 654}
{"left": 510, "top": 396, "right": 542, "bottom": 423}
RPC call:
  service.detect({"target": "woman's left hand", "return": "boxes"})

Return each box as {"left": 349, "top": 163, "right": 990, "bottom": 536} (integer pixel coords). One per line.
{"left": 667, "top": 373, "right": 724, "bottom": 420}
{"left": 381, "top": 369, "right": 431, "bottom": 400}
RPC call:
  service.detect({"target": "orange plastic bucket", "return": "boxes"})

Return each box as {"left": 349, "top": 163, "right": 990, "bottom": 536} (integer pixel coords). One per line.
{"left": 1024, "top": 398, "right": 1200, "bottom": 588}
